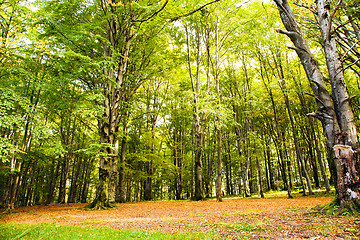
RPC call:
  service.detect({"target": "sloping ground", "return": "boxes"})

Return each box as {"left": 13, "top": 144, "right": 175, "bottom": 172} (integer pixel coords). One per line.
{"left": 1, "top": 194, "right": 359, "bottom": 239}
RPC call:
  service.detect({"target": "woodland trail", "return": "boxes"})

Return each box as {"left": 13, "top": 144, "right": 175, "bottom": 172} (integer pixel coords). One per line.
{"left": 1, "top": 193, "right": 359, "bottom": 239}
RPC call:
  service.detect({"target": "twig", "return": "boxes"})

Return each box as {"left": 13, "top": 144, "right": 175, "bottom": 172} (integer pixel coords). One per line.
{"left": 344, "top": 58, "right": 360, "bottom": 71}
{"left": 340, "top": 41, "right": 359, "bottom": 62}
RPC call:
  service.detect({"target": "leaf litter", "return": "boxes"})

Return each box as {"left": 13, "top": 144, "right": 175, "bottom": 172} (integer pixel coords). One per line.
{"left": 1, "top": 195, "right": 359, "bottom": 239}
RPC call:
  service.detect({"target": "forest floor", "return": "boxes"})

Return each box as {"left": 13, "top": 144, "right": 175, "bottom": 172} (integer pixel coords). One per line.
{"left": 1, "top": 192, "right": 360, "bottom": 239}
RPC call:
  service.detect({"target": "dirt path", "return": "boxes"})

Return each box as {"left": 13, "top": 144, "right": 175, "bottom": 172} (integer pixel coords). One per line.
{"left": 1, "top": 195, "right": 359, "bottom": 239}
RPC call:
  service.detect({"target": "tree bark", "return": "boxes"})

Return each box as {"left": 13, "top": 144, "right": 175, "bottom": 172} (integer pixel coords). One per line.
{"left": 274, "top": 0, "right": 360, "bottom": 209}
{"left": 273, "top": 0, "right": 340, "bottom": 149}
{"left": 116, "top": 127, "right": 127, "bottom": 203}
{"left": 316, "top": 0, "right": 360, "bottom": 209}
{"left": 89, "top": 5, "right": 133, "bottom": 208}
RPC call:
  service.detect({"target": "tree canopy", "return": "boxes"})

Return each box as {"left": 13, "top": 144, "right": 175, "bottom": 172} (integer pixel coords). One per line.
{"left": 1, "top": 0, "right": 360, "bottom": 212}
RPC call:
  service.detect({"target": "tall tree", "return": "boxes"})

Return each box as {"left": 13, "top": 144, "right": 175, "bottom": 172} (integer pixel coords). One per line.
{"left": 274, "top": 0, "right": 360, "bottom": 210}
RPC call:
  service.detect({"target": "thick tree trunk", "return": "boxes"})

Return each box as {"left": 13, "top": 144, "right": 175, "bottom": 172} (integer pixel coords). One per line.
{"left": 88, "top": 6, "right": 133, "bottom": 208}
{"left": 88, "top": 120, "right": 113, "bottom": 209}
{"left": 274, "top": 0, "right": 360, "bottom": 209}
{"left": 316, "top": 0, "right": 360, "bottom": 209}
{"left": 273, "top": 0, "right": 340, "bottom": 147}
{"left": 108, "top": 140, "right": 119, "bottom": 203}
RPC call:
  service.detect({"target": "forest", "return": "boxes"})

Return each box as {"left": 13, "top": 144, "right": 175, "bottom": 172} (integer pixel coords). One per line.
{"left": 1, "top": 0, "right": 360, "bottom": 212}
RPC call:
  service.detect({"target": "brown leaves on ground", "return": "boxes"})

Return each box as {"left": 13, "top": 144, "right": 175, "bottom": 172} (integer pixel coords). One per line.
{"left": 1, "top": 195, "right": 359, "bottom": 239}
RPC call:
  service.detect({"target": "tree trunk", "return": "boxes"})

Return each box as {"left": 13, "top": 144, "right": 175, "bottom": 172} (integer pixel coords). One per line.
{"left": 316, "top": 0, "right": 360, "bottom": 209}
{"left": 80, "top": 159, "right": 92, "bottom": 203}
{"left": 88, "top": 121, "right": 113, "bottom": 209}
{"left": 281, "top": 80, "right": 313, "bottom": 195}
{"left": 46, "top": 158, "right": 61, "bottom": 204}
{"left": 68, "top": 157, "right": 78, "bottom": 204}
{"left": 296, "top": 81, "right": 331, "bottom": 192}
{"left": 274, "top": 0, "right": 360, "bottom": 209}
{"left": 144, "top": 159, "right": 153, "bottom": 201}
{"left": 273, "top": 0, "right": 340, "bottom": 148}
{"left": 58, "top": 117, "right": 76, "bottom": 204}
{"left": 256, "top": 157, "right": 264, "bottom": 198}
{"left": 186, "top": 24, "right": 203, "bottom": 201}
{"left": 116, "top": 126, "right": 127, "bottom": 203}
{"left": 264, "top": 133, "right": 275, "bottom": 191}
{"left": 216, "top": 126, "right": 222, "bottom": 202}
{"left": 214, "top": 19, "right": 222, "bottom": 202}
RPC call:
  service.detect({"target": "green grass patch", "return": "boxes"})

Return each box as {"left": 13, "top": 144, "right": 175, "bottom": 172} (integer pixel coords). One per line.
{"left": 0, "top": 223, "right": 218, "bottom": 240}
{"left": 305, "top": 223, "right": 339, "bottom": 232}
{"left": 215, "top": 220, "right": 265, "bottom": 233}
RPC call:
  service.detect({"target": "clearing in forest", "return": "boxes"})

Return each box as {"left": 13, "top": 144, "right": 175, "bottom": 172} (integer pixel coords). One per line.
{"left": 1, "top": 193, "right": 360, "bottom": 239}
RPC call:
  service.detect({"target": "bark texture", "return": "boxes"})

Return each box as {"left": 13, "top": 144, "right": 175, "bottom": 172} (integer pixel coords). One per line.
{"left": 274, "top": 0, "right": 360, "bottom": 210}
{"left": 316, "top": 0, "right": 360, "bottom": 209}
{"left": 89, "top": 3, "right": 133, "bottom": 208}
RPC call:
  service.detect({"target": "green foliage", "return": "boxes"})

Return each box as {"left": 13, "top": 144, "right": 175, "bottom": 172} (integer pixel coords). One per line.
{"left": 0, "top": 0, "right": 353, "bottom": 207}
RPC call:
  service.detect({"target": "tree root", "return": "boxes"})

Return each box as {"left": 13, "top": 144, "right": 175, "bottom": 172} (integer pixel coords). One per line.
{"left": 316, "top": 198, "right": 360, "bottom": 215}
{"left": 85, "top": 199, "right": 113, "bottom": 210}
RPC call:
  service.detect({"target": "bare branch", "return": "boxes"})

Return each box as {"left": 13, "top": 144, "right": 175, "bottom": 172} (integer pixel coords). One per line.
{"left": 340, "top": 95, "right": 357, "bottom": 106}
{"left": 307, "top": 112, "right": 333, "bottom": 120}
{"left": 340, "top": 40, "right": 359, "bottom": 62}
{"left": 170, "top": 0, "right": 221, "bottom": 22}
{"left": 276, "top": 29, "right": 298, "bottom": 38}
{"left": 329, "top": 0, "right": 343, "bottom": 28}
{"left": 343, "top": 58, "right": 360, "bottom": 71}
{"left": 133, "top": 0, "right": 169, "bottom": 23}
{"left": 304, "top": 92, "right": 327, "bottom": 107}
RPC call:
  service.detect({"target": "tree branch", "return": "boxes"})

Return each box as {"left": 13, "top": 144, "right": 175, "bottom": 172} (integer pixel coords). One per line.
{"left": 133, "top": 0, "right": 169, "bottom": 23}
{"left": 344, "top": 58, "right": 360, "bottom": 71}
{"left": 329, "top": 0, "right": 343, "bottom": 29}
{"left": 276, "top": 29, "right": 298, "bottom": 38}
{"left": 340, "top": 40, "right": 359, "bottom": 62}
{"left": 340, "top": 95, "right": 357, "bottom": 106}
{"left": 304, "top": 92, "right": 327, "bottom": 107}
{"left": 170, "top": 0, "right": 221, "bottom": 21}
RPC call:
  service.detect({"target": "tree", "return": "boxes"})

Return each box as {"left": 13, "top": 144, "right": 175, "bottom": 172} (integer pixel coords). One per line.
{"left": 274, "top": 0, "right": 360, "bottom": 211}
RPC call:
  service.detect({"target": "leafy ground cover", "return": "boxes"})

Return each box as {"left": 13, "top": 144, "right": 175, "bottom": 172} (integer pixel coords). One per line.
{"left": 1, "top": 192, "right": 359, "bottom": 239}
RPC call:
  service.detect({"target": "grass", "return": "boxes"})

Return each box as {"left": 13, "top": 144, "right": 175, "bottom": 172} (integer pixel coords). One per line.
{"left": 215, "top": 220, "right": 265, "bottom": 233}
{"left": 0, "top": 223, "right": 218, "bottom": 240}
